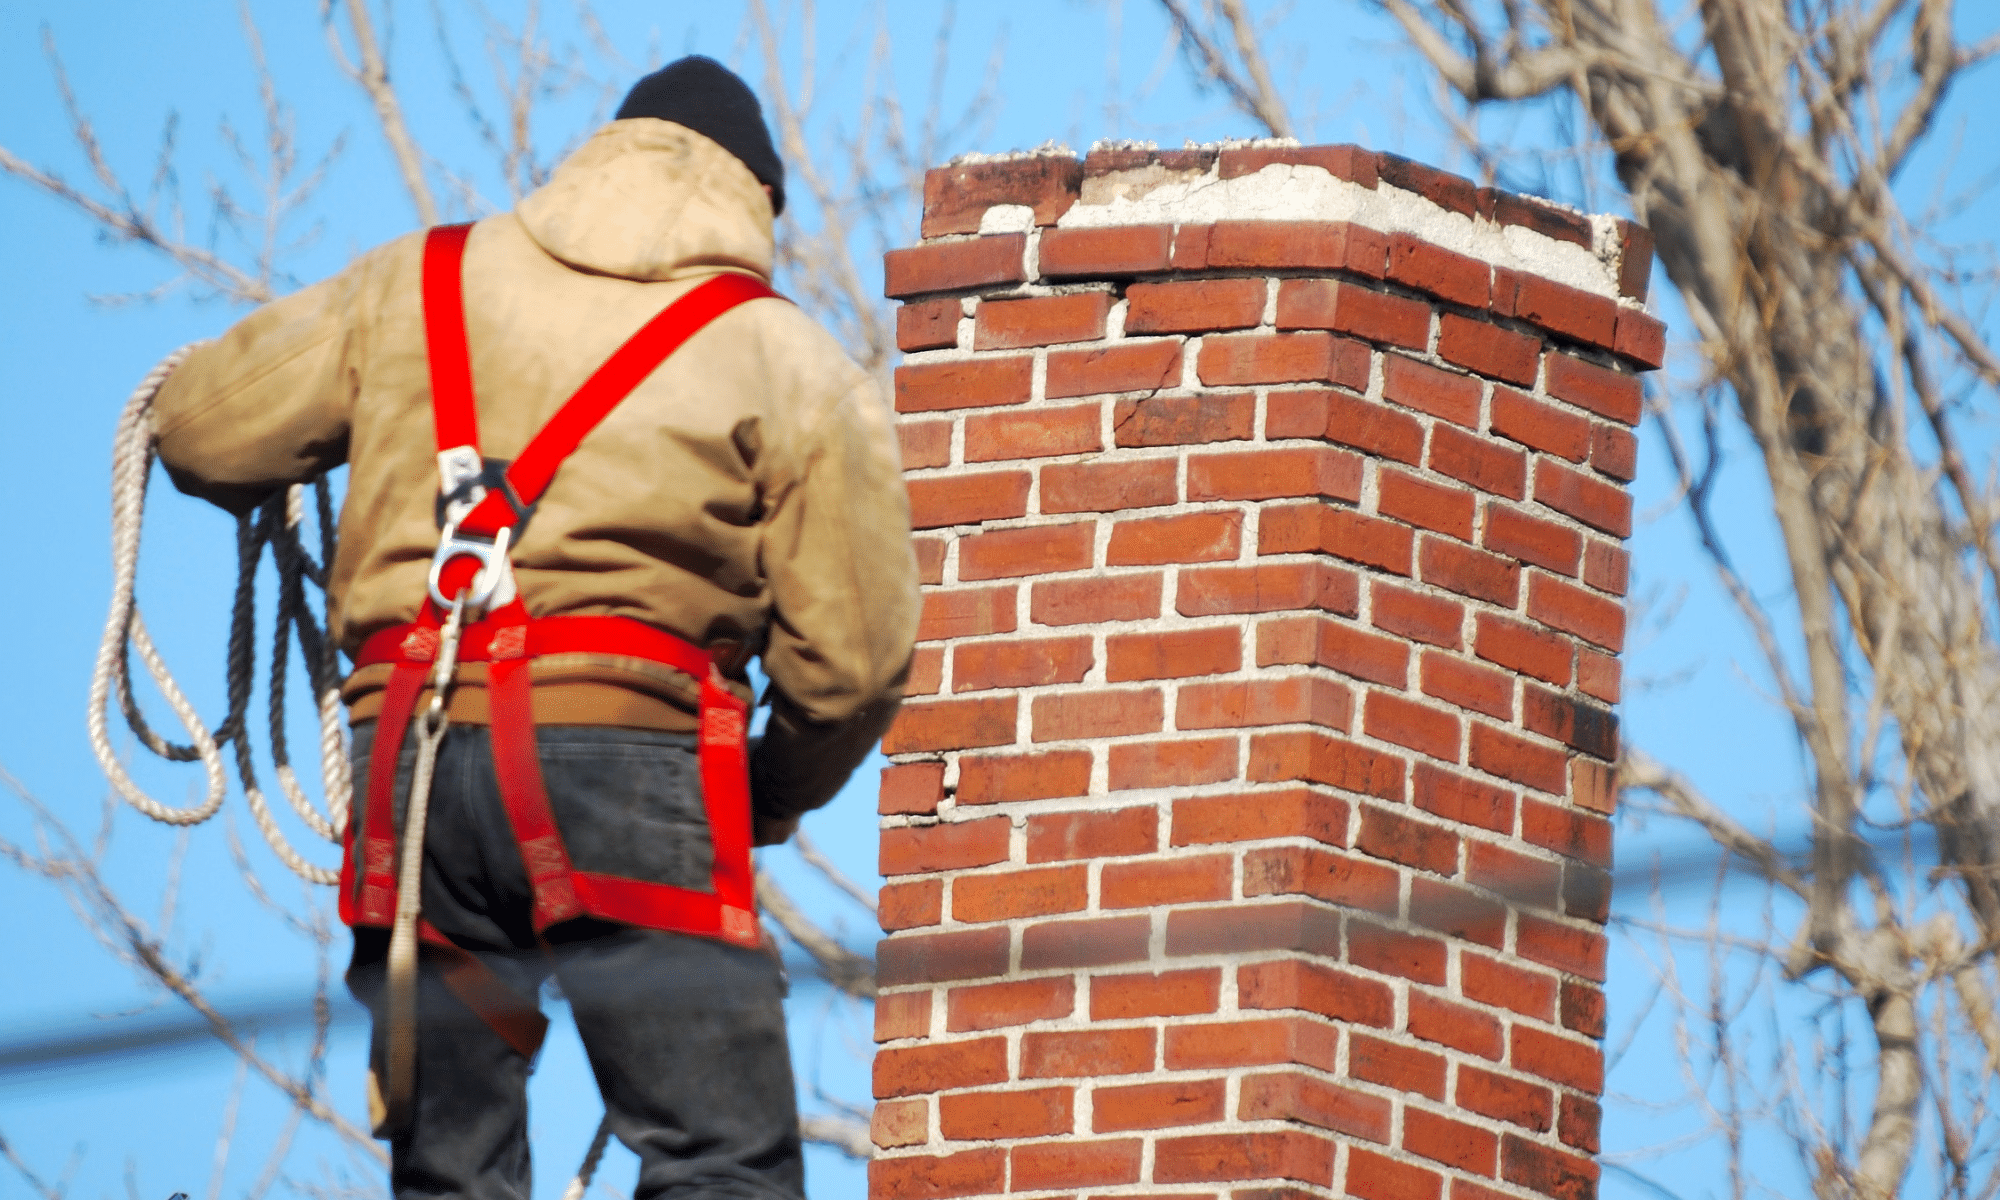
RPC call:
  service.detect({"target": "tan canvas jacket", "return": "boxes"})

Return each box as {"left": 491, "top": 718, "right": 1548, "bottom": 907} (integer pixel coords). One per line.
{"left": 151, "top": 119, "right": 919, "bottom": 818}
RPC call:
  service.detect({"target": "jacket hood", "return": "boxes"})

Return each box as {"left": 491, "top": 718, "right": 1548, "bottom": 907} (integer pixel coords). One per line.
{"left": 515, "top": 119, "right": 774, "bottom": 282}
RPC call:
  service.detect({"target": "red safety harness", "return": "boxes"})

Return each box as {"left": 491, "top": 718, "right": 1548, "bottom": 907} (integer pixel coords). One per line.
{"left": 337, "top": 222, "right": 777, "bottom": 954}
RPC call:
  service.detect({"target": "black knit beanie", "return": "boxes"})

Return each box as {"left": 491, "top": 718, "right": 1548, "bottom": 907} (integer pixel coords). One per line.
{"left": 616, "top": 56, "right": 786, "bottom": 216}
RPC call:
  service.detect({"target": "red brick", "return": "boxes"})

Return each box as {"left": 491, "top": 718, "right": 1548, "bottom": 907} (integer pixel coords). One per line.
{"left": 1276, "top": 279, "right": 1430, "bottom": 350}
{"left": 1615, "top": 306, "right": 1665, "bottom": 369}
{"left": 1462, "top": 952, "right": 1558, "bottom": 1021}
{"left": 1469, "top": 722, "right": 1570, "bottom": 794}
{"left": 1349, "top": 1032, "right": 1446, "bottom": 1101}
{"left": 1347, "top": 1147, "right": 1443, "bottom": 1200}
{"left": 1378, "top": 469, "right": 1476, "bottom": 541}
{"left": 913, "top": 536, "right": 946, "bottom": 584}
{"left": 881, "top": 762, "right": 946, "bottom": 816}
{"left": 1041, "top": 458, "right": 1177, "bottom": 513}
{"left": 1048, "top": 340, "right": 1183, "bottom": 398}
{"left": 1419, "top": 536, "right": 1520, "bottom": 606}
{"left": 921, "top": 157, "right": 1082, "bottom": 236}
{"left": 1091, "top": 968, "right": 1222, "bottom": 1020}
{"left": 1259, "top": 504, "right": 1414, "bottom": 575}
{"left": 1501, "top": 1134, "right": 1598, "bottom": 1200}
{"left": 974, "top": 291, "right": 1110, "bottom": 349}
{"left": 1267, "top": 389, "right": 1424, "bottom": 465}
{"left": 1165, "top": 900, "right": 1343, "bottom": 960}
{"left": 952, "top": 635, "right": 1093, "bottom": 692}
{"left": 1171, "top": 788, "right": 1350, "bottom": 848}
{"left": 1517, "top": 915, "right": 1608, "bottom": 980}
{"left": 885, "top": 234, "right": 1027, "bottom": 298}
{"left": 1033, "top": 688, "right": 1165, "bottom": 742}
{"left": 957, "top": 750, "right": 1092, "bottom": 805}
{"left": 1488, "top": 191, "right": 1594, "bottom": 247}
{"left": 1560, "top": 1094, "right": 1603, "bottom": 1154}
{"left": 1483, "top": 504, "right": 1581, "bottom": 574}
{"left": 1429, "top": 424, "right": 1527, "bottom": 500}
{"left": 1562, "top": 980, "right": 1607, "bottom": 1037}
{"left": 1011, "top": 1139, "right": 1144, "bottom": 1191}
{"left": 938, "top": 1086, "right": 1073, "bottom": 1140}
{"left": 953, "top": 865, "right": 1087, "bottom": 923}
{"left": 958, "top": 522, "right": 1095, "bottom": 580}
{"left": 1128, "top": 278, "right": 1267, "bottom": 333}
{"left": 1238, "top": 958, "right": 1394, "bottom": 1027}
{"left": 908, "top": 471, "right": 1028, "bottom": 529}
{"left": 1357, "top": 804, "right": 1460, "bottom": 874}
{"left": 1243, "top": 845, "right": 1399, "bottom": 917}
{"left": 900, "top": 418, "right": 952, "bottom": 468}
{"left": 1383, "top": 355, "right": 1481, "bottom": 428}
{"left": 1021, "top": 914, "right": 1152, "bottom": 969}
{"left": 1419, "top": 651, "right": 1514, "bottom": 721}
{"left": 1474, "top": 613, "right": 1573, "bottom": 686}
{"left": 1456, "top": 1065, "right": 1553, "bottom": 1131}
{"left": 1179, "top": 561, "right": 1359, "bottom": 618}
{"left": 1361, "top": 691, "right": 1460, "bottom": 761}
{"left": 882, "top": 695, "right": 1018, "bottom": 754}
{"left": 1501, "top": 274, "right": 1617, "bottom": 349}
{"left": 1404, "top": 1108, "right": 1499, "bottom": 1176}
{"left": 1020, "top": 1027, "right": 1156, "bottom": 1077}
{"left": 1109, "top": 510, "right": 1244, "bottom": 565}
{"left": 963, "top": 403, "right": 1102, "bottom": 462}
{"left": 1536, "top": 458, "right": 1632, "bottom": 537}
{"left": 1026, "top": 806, "right": 1159, "bottom": 862}
{"left": 1154, "top": 1131, "right": 1335, "bottom": 1188}
{"left": 1490, "top": 386, "right": 1590, "bottom": 460}
{"left": 1591, "top": 423, "right": 1638, "bottom": 481}
{"left": 879, "top": 879, "right": 943, "bottom": 931}
{"left": 1248, "top": 730, "right": 1407, "bottom": 801}
{"left": 1438, "top": 314, "right": 1540, "bottom": 386}
{"left": 869, "top": 1148, "right": 1005, "bottom": 1200}
{"left": 1240, "top": 1071, "right": 1391, "bottom": 1142}
{"left": 874, "top": 990, "right": 931, "bottom": 1042}
{"left": 1202, "top": 220, "right": 1385, "bottom": 277}
{"left": 879, "top": 816, "right": 1012, "bottom": 875}
{"left": 1528, "top": 574, "right": 1625, "bottom": 651}
{"left": 1039, "top": 224, "right": 1174, "bottom": 277}
{"left": 1581, "top": 542, "right": 1629, "bottom": 600}
{"left": 1094, "top": 1079, "right": 1227, "bottom": 1132}
{"left": 873, "top": 1037, "right": 1009, "bottom": 1098}
{"left": 910, "top": 645, "right": 942, "bottom": 693}
{"left": 1412, "top": 761, "right": 1516, "bottom": 832}
{"left": 1409, "top": 990, "right": 1504, "bottom": 1059}
{"left": 946, "top": 976, "right": 1075, "bottom": 1031}
{"left": 1385, "top": 234, "right": 1488, "bottom": 308}
{"left": 1572, "top": 757, "right": 1617, "bottom": 815}
{"left": 1101, "top": 854, "right": 1234, "bottom": 908}
{"left": 1512, "top": 1024, "right": 1604, "bottom": 1092}
{"left": 1106, "top": 626, "right": 1242, "bottom": 681}
{"left": 1546, "top": 352, "right": 1641, "bottom": 424}
{"left": 1565, "top": 861, "right": 1613, "bottom": 923}
{"left": 1378, "top": 155, "right": 1477, "bottom": 214}
{"left": 1113, "top": 393, "right": 1256, "bottom": 446}
{"left": 1109, "top": 737, "right": 1240, "bottom": 789}
{"left": 1577, "top": 649, "right": 1621, "bottom": 704}
{"left": 1468, "top": 840, "right": 1562, "bottom": 911}
{"left": 1198, "top": 331, "right": 1370, "bottom": 390}
{"left": 1164, "top": 1017, "right": 1338, "bottom": 1072}
{"left": 1346, "top": 920, "right": 1447, "bottom": 984}
{"left": 1177, "top": 676, "right": 1353, "bottom": 732}
{"left": 1255, "top": 617, "right": 1411, "bottom": 689}
{"left": 1522, "top": 687, "right": 1619, "bottom": 761}
{"left": 1189, "top": 446, "right": 1363, "bottom": 503}
{"left": 1409, "top": 877, "right": 1507, "bottom": 947}
{"left": 1370, "top": 581, "right": 1464, "bottom": 649}
{"left": 1031, "top": 572, "right": 1164, "bottom": 625}
{"left": 1218, "top": 143, "right": 1379, "bottom": 186}
{"left": 1616, "top": 221, "right": 1656, "bottom": 300}
{"left": 897, "top": 298, "right": 960, "bottom": 352}
{"left": 895, "top": 356, "right": 1033, "bottom": 414}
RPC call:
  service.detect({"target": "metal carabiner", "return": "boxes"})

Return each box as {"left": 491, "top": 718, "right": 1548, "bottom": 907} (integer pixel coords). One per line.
{"left": 426, "top": 518, "right": 516, "bottom": 612}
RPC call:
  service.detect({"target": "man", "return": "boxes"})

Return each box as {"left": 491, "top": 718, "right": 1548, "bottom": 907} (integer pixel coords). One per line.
{"left": 151, "top": 56, "right": 919, "bottom": 1200}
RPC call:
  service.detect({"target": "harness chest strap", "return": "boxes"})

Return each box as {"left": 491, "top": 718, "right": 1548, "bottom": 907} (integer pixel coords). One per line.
{"left": 336, "top": 222, "right": 777, "bottom": 950}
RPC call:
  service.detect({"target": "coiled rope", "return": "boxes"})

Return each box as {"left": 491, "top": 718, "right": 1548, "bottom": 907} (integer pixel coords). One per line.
{"left": 88, "top": 345, "right": 346, "bottom": 884}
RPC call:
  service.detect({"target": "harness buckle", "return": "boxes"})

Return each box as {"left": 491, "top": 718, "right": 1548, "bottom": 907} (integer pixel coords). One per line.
{"left": 426, "top": 518, "right": 517, "bottom": 612}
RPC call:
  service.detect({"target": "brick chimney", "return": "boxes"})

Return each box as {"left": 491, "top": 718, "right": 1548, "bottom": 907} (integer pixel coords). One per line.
{"left": 870, "top": 141, "right": 1660, "bottom": 1200}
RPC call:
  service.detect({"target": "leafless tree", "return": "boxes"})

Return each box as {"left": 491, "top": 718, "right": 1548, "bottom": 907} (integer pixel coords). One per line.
{"left": 1153, "top": 1, "right": 2000, "bottom": 1196}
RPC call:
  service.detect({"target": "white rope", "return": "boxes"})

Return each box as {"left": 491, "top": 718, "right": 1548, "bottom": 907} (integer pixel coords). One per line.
{"left": 89, "top": 347, "right": 345, "bottom": 883}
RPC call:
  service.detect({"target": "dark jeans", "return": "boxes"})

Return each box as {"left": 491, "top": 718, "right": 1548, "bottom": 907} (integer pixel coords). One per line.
{"left": 346, "top": 722, "right": 805, "bottom": 1200}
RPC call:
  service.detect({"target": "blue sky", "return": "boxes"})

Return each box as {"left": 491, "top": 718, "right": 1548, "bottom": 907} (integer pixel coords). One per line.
{"left": 4, "top": 3, "right": 1997, "bottom": 1199}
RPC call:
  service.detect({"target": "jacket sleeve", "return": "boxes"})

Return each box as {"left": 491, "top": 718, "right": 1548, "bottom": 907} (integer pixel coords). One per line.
{"left": 750, "top": 372, "right": 920, "bottom": 821}
{"left": 151, "top": 258, "right": 374, "bottom": 515}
